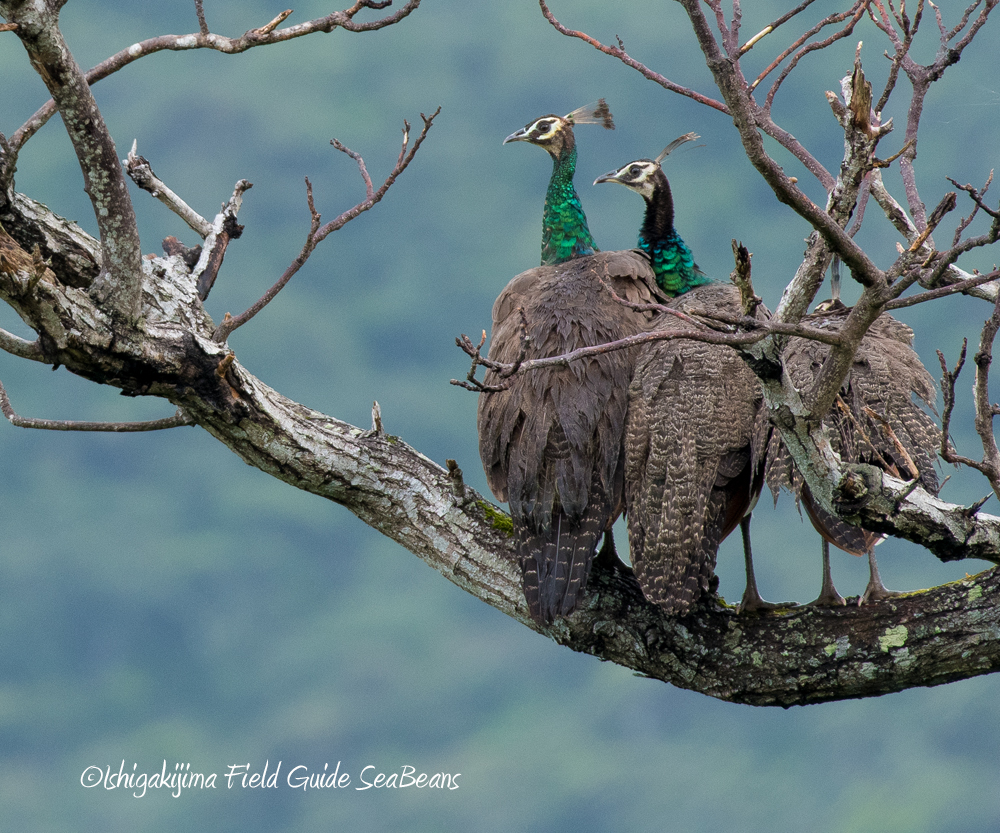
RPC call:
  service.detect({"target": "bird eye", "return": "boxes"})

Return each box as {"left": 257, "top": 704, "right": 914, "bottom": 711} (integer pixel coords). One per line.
{"left": 629, "top": 165, "right": 642, "bottom": 176}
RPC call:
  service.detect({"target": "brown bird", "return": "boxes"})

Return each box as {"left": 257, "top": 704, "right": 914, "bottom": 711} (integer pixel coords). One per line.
{"left": 596, "top": 145, "right": 775, "bottom": 616}
{"left": 478, "top": 103, "right": 661, "bottom": 624}
{"left": 765, "top": 295, "right": 940, "bottom": 605}
{"left": 623, "top": 284, "right": 772, "bottom": 615}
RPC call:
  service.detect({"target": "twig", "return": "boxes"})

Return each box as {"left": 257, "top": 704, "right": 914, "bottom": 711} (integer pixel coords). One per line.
{"left": 0, "top": 378, "right": 193, "bottom": 432}
{"left": 937, "top": 341, "right": 968, "bottom": 465}
{"left": 739, "top": 0, "right": 819, "bottom": 54}
{"left": 212, "top": 109, "right": 439, "bottom": 343}
{"left": 124, "top": 140, "right": 213, "bottom": 237}
{"left": 972, "top": 285, "right": 1000, "bottom": 494}
{"left": 869, "top": 169, "right": 999, "bottom": 302}
{"left": 452, "top": 310, "right": 849, "bottom": 392}
{"left": 7, "top": 1, "right": 424, "bottom": 158}
{"left": 947, "top": 173, "right": 1000, "bottom": 221}
{"left": 755, "top": 3, "right": 868, "bottom": 108}
{"left": 885, "top": 270, "right": 1000, "bottom": 310}
{"left": 952, "top": 170, "right": 994, "bottom": 247}
{"left": 194, "top": 0, "right": 209, "bottom": 35}
{"left": 251, "top": 9, "right": 294, "bottom": 36}
{"left": 537, "top": 0, "right": 729, "bottom": 114}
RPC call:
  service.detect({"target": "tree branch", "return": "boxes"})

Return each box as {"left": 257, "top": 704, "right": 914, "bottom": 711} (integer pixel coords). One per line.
{"left": 1, "top": 0, "right": 143, "bottom": 322}
{"left": 212, "top": 109, "right": 439, "bottom": 343}
{"left": 4, "top": 1, "right": 423, "bottom": 160}
{"left": 536, "top": 0, "right": 729, "bottom": 114}
{"left": 0, "top": 377, "right": 193, "bottom": 431}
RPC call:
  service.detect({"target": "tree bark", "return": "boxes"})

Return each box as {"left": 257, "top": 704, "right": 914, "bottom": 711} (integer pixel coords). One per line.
{"left": 1, "top": 198, "right": 999, "bottom": 707}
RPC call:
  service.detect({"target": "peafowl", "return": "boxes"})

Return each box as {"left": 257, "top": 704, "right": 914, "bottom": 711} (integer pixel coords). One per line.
{"left": 478, "top": 102, "right": 663, "bottom": 625}
{"left": 502, "top": 100, "right": 614, "bottom": 266}
{"left": 595, "top": 138, "right": 779, "bottom": 616}
{"left": 765, "top": 268, "right": 941, "bottom": 605}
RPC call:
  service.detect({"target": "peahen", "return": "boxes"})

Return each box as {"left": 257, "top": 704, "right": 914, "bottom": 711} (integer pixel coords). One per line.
{"left": 765, "top": 267, "right": 941, "bottom": 605}
{"left": 478, "top": 102, "right": 663, "bottom": 624}
{"left": 595, "top": 138, "right": 778, "bottom": 616}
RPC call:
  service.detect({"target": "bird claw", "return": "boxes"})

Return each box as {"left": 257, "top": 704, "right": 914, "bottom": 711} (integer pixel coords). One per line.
{"left": 807, "top": 586, "right": 848, "bottom": 607}
{"left": 859, "top": 581, "right": 904, "bottom": 605}
{"left": 738, "top": 588, "right": 798, "bottom": 614}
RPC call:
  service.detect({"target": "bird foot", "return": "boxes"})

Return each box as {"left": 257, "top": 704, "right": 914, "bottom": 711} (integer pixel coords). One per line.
{"left": 859, "top": 581, "right": 904, "bottom": 605}
{"left": 807, "top": 588, "right": 848, "bottom": 607}
{"left": 738, "top": 588, "right": 798, "bottom": 614}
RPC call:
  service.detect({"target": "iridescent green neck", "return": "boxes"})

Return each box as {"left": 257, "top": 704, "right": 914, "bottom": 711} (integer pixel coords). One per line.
{"left": 541, "top": 146, "right": 597, "bottom": 266}
{"left": 640, "top": 178, "right": 710, "bottom": 296}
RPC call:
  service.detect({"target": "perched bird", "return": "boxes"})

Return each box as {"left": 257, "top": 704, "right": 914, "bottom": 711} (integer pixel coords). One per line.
{"left": 595, "top": 139, "right": 776, "bottom": 616}
{"left": 478, "top": 103, "right": 661, "bottom": 625}
{"left": 765, "top": 275, "right": 940, "bottom": 605}
{"left": 503, "top": 100, "right": 615, "bottom": 266}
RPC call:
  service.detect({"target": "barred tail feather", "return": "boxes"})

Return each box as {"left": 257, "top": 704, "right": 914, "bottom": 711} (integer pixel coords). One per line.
{"left": 519, "top": 503, "right": 606, "bottom": 625}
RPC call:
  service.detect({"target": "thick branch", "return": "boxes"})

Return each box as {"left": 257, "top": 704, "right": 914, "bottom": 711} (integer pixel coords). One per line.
{"left": 3, "top": 191, "right": 1000, "bottom": 704}
{"left": 1, "top": 0, "right": 143, "bottom": 322}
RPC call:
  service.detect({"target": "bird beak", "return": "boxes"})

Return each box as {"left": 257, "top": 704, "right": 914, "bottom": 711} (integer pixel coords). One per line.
{"left": 593, "top": 169, "right": 622, "bottom": 185}
{"left": 503, "top": 128, "right": 529, "bottom": 145}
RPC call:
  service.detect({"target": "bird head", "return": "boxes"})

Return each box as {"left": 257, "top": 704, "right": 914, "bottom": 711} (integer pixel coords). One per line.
{"left": 594, "top": 132, "right": 700, "bottom": 199}
{"left": 594, "top": 158, "right": 662, "bottom": 199}
{"left": 503, "top": 100, "right": 614, "bottom": 160}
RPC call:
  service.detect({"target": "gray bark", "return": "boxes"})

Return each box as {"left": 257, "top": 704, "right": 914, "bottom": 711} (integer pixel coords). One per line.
{"left": 1, "top": 195, "right": 998, "bottom": 707}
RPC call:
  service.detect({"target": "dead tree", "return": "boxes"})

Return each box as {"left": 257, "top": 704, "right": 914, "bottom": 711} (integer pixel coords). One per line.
{"left": 2, "top": 0, "right": 1000, "bottom": 706}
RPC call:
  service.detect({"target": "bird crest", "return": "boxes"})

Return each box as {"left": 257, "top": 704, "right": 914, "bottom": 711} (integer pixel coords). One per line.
{"left": 594, "top": 133, "right": 700, "bottom": 192}
{"left": 564, "top": 99, "right": 615, "bottom": 131}
{"left": 655, "top": 132, "right": 700, "bottom": 164}
{"left": 504, "top": 100, "right": 615, "bottom": 148}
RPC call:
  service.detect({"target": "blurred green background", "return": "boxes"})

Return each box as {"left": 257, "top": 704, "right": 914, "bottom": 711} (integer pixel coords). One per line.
{"left": 1, "top": 1, "right": 999, "bottom": 830}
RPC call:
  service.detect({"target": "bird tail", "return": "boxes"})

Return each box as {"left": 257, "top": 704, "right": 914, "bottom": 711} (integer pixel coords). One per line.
{"left": 519, "top": 502, "right": 606, "bottom": 625}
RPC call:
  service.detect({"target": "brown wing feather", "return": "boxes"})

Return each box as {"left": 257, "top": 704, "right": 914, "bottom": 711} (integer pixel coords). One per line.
{"left": 477, "top": 250, "right": 661, "bottom": 623}
{"left": 765, "top": 306, "right": 940, "bottom": 554}
{"left": 626, "top": 284, "right": 766, "bottom": 616}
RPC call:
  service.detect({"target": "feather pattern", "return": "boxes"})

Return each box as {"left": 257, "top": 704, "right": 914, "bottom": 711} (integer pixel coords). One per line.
{"left": 625, "top": 284, "right": 769, "bottom": 615}
{"left": 478, "top": 251, "right": 662, "bottom": 623}
{"left": 765, "top": 302, "right": 941, "bottom": 555}
{"left": 597, "top": 145, "right": 766, "bottom": 615}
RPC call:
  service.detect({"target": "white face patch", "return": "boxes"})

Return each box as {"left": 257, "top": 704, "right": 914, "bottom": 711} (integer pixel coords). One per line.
{"left": 529, "top": 118, "right": 562, "bottom": 142}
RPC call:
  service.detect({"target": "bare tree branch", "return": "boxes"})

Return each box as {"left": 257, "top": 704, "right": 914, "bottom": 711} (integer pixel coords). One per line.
{"left": 212, "top": 109, "right": 439, "bottom": 343}
{"left": 194, "top": 0, "right": 209, "bottom": 35}
{"left": 536, "top": 0, "right": 729, "bottom": 114}
{"left": 1, "top": 0, "right": 143, "bottom": 322}
{"left": 739, "top": 0, "right": 819, "bottom": 55}
{"left": 125, "top": 141, "right": 213, "bottom": 238}
{"left": 0, "top": 378, "right": 193, "bottom": 432}
{"left": 4, "top": 1, "right": 423, "bottom": 161}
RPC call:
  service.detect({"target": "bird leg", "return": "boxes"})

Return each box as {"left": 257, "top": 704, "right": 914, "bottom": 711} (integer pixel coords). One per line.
{"left": 737, "top": 516, "right": 796, "bottom": 613}
{"left": 859, "top": 548, "right": 903, "bottom": 604}
{"left": 809, "top": 539, "right": 847, "bottom": 606}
